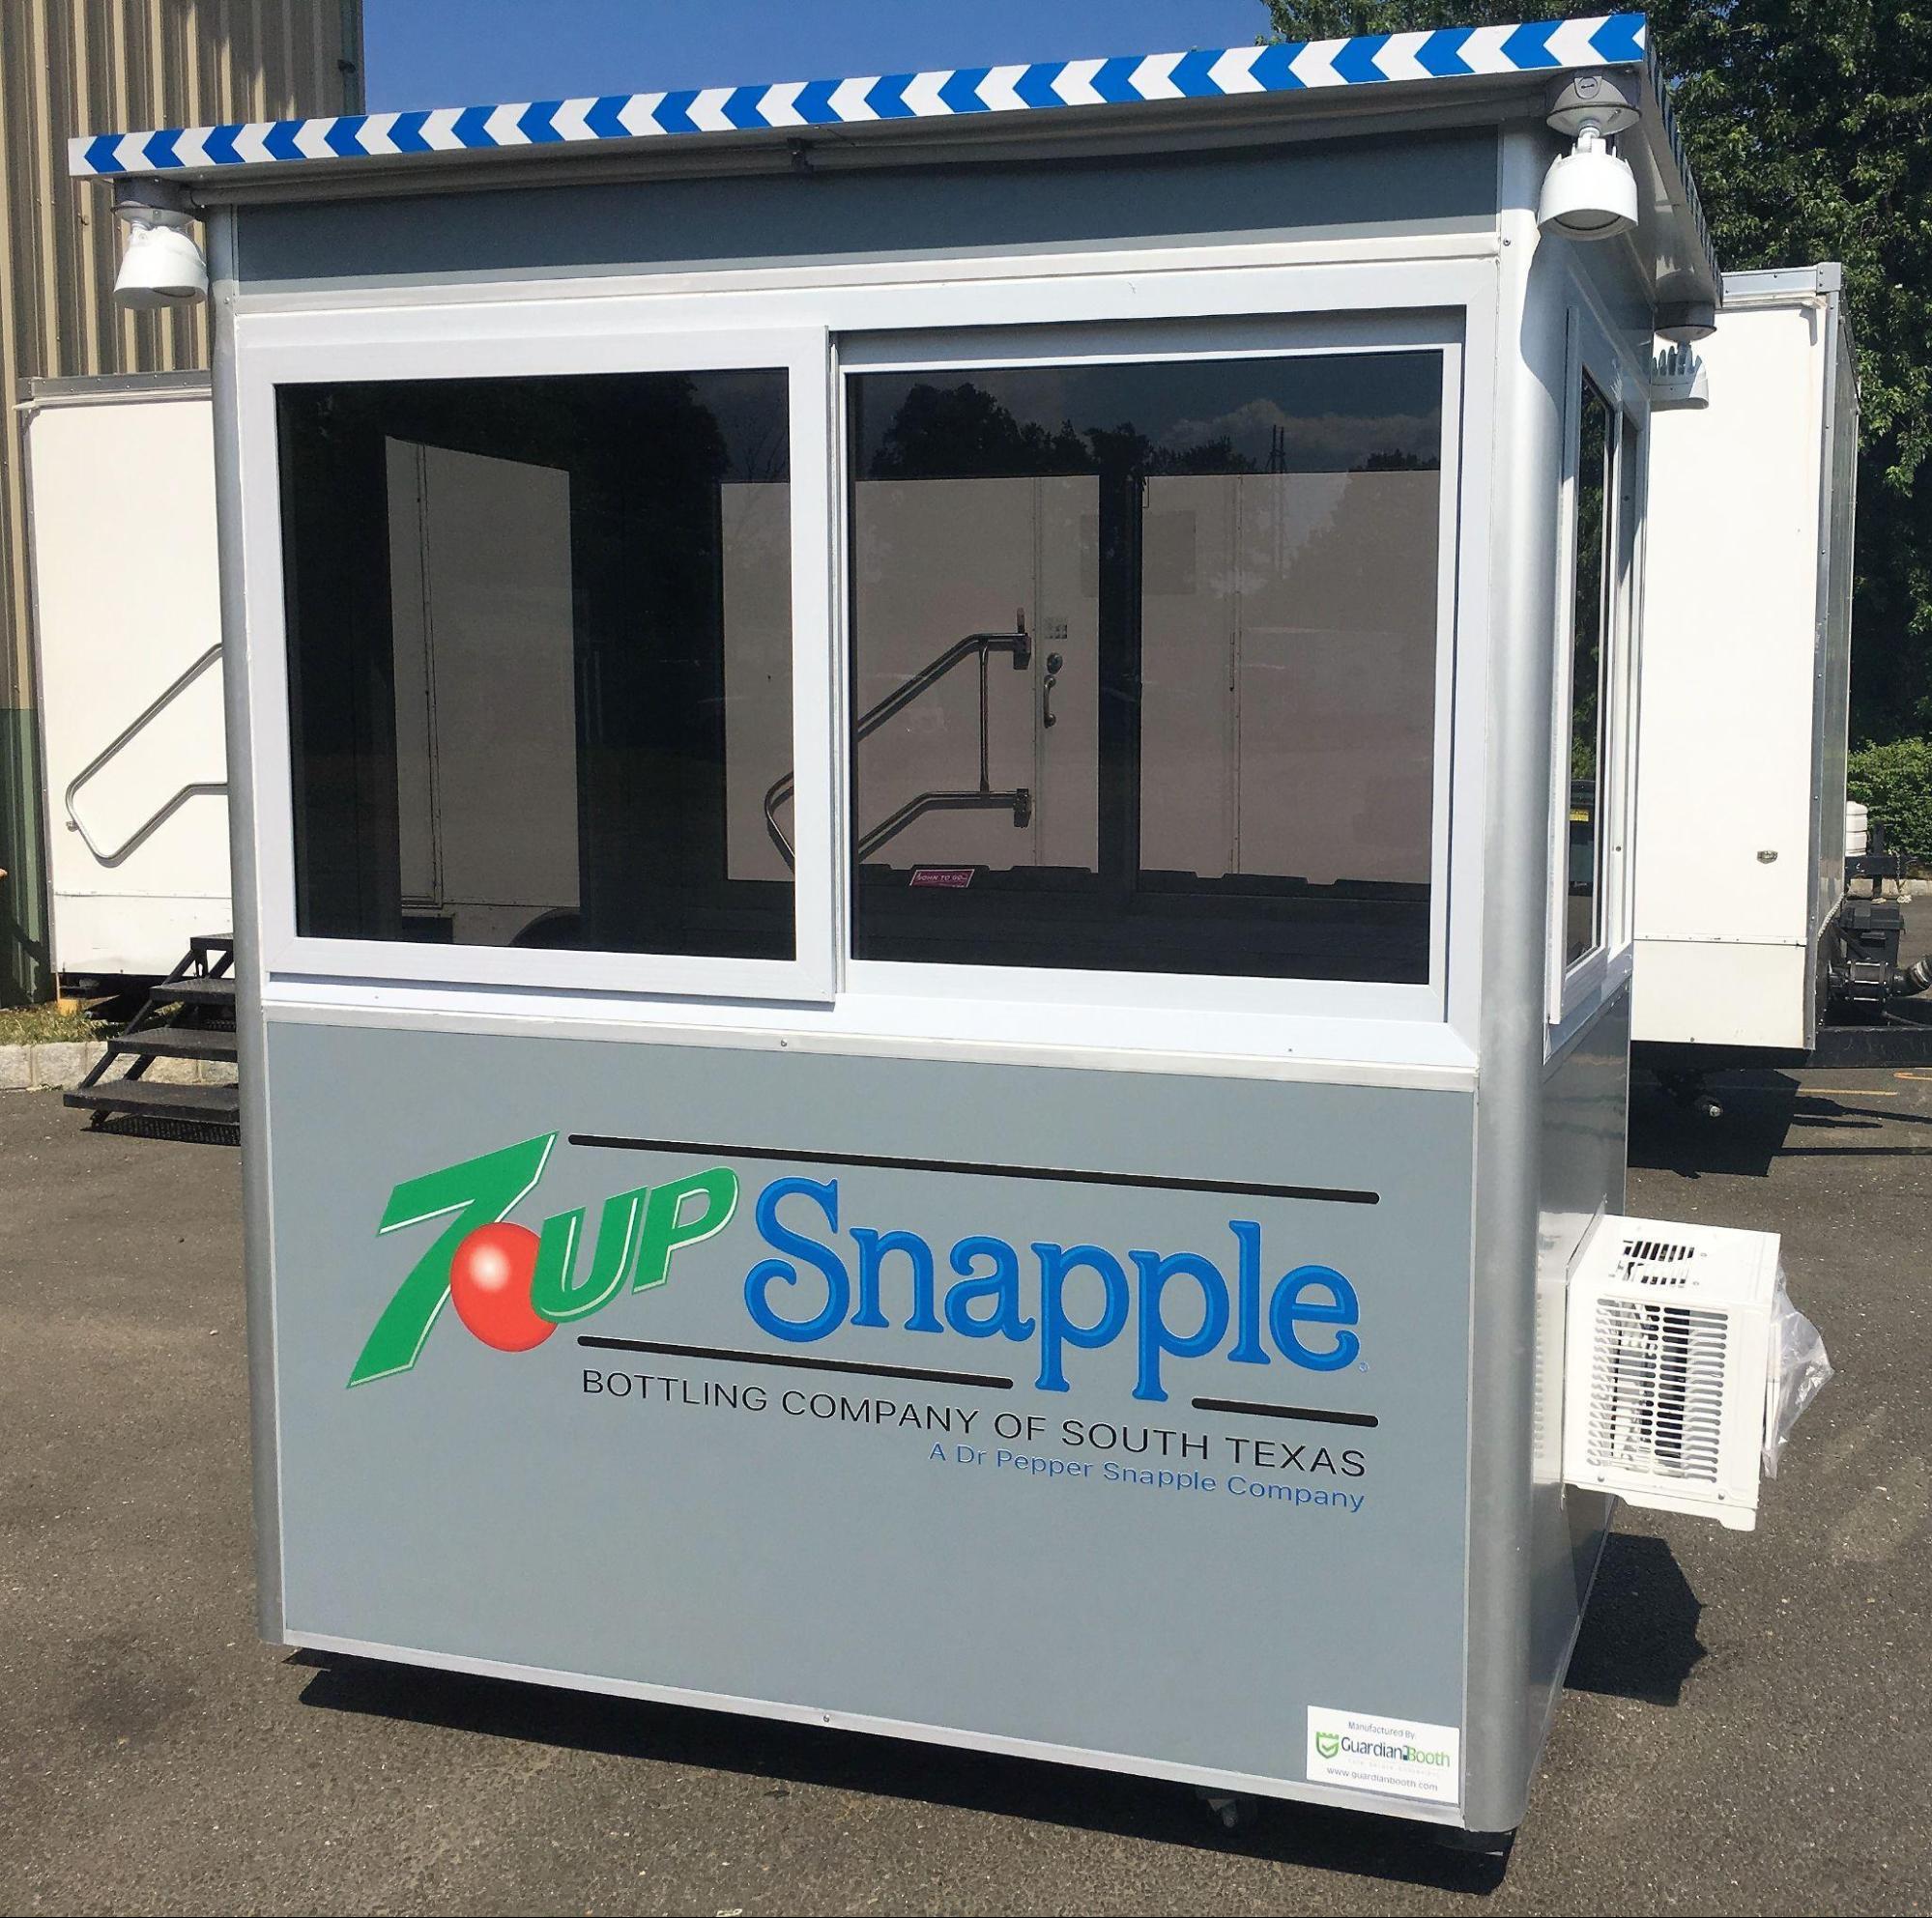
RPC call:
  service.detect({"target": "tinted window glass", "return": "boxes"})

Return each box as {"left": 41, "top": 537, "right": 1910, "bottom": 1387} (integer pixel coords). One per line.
{"left": 278, "top": 371, "right": 793, "bottom": 959}
{"left": 1566, "top": 375, "right": 1613, "bottom": 967}
{"left": 843, "top": 351, "right": 1443, "bottom": 982}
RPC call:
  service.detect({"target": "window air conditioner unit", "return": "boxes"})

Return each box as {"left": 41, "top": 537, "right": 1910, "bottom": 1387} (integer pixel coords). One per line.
{"left": 1563, "top": 1215, "right": 1827, "bottom": 1532}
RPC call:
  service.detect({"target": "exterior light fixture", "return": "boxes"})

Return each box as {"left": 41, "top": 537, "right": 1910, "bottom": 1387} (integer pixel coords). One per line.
{"left": 1536, "top": 72, "right": 1640, "bottom": 243}
{"left": 112, "top": 182, "right": 207, "bottom": 308}
{"left": 1657, "top": 299, "right": 1718, "bottom": 343}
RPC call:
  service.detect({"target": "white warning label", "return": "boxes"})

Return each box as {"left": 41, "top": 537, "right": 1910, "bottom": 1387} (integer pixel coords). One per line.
{"left": 1307, "top": 1705, "right": 1461, "bottom": 1805}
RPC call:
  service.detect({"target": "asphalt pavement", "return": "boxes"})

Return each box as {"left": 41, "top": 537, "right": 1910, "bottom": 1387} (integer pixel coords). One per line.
{"left": 2, "top": 1027, "right": 1928, "bottom": 1915}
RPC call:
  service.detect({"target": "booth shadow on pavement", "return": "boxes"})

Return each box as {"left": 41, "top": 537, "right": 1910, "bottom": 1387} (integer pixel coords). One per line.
{"left": 2, "top": 1060, "right": 1927, "bottom": 1916}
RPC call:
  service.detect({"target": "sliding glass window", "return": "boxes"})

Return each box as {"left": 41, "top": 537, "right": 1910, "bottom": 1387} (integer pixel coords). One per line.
{"left": 277, "top": 370, "right": 794, "bottom": 960}
{"left": 842, "top": 350, "right": 1446, "bottom": 984}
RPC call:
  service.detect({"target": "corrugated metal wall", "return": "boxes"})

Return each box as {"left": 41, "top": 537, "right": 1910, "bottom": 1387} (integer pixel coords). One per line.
{"left": 0, "top": 0, "right": 362, "bottom": 1002}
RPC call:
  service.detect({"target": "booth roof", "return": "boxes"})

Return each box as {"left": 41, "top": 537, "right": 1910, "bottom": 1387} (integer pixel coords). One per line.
{"left": 73, "top": 13, "right": 1653, "bottom": 178}
{"left": 67, "top": 12, "right": 1714, "bottom": 295}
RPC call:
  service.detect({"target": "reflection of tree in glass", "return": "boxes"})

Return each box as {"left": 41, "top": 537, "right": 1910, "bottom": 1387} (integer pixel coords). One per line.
{"left": 868, "top": 383, "right": 1277, "bottom": 480}
{"left": 1155, "top": 436, "right": 1258, "bottom": 475}
{"left": 1083, "top": 421, "right": 1157, "bottom": 472}
{"left": 869, "top": 382, "right": 1088, "bottom": 477}
{"left": 1572, "top": 383, "right": 1611, "bottom": 783}
{"left": 862, "top": 361, "right": 1447, "bottom": 481}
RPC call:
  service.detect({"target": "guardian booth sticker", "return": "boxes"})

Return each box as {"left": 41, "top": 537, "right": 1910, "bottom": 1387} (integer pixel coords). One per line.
{"left": 1307, "top": 1707, "right": 1460, "bottom": 1804}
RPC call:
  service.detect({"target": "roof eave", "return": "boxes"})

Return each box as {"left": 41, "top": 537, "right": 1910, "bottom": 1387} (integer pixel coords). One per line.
{"left": 68, "top": 14, "right": 1717, "bottom": 305}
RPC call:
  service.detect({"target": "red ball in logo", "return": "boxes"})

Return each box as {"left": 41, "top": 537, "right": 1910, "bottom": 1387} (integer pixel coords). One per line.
{"left": 447, "top": 1222, "right": 554, "bottom": 1353}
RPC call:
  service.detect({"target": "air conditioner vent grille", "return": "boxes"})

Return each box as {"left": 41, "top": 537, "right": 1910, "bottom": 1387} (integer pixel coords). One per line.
{"left": 1615, "top": 1238, "right": 1701, "bottom": 1285}
{"left": 1586, "top": 1299, "right": 1729, "bottom": 1483}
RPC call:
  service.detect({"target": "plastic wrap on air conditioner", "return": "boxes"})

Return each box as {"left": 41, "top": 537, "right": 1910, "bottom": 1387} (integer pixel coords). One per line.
{"left": 1763, "top": 1267, "right": 1832, "bottom": 1478}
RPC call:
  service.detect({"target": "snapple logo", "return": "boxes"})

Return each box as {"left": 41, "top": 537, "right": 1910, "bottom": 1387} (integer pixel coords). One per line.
{"left": 352, "top": 1136, "right": 1364, "bottom": 1401}
{"left": 348, "top": 1133, "right": 735, "bottom": 1386}
{"left": 743, "top": 1178, "right": 1361, "bottom": 1401}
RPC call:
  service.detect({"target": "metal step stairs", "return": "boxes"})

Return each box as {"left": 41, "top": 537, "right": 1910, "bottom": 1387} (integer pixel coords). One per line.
{"left": 65, "top": 934, "right": 239, "bottom": 1131}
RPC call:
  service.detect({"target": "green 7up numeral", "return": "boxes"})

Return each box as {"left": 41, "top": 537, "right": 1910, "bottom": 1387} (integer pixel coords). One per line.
{"left": 348, "top": 1134, "right": 556, "bottom": 1387}
{"left": 347, "top": 1132, "right": 738, "bottom": 1387}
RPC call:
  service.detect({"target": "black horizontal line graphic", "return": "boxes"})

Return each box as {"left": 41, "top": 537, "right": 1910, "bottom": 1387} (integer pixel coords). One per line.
{"left": 577, "top": 1334, "right": 1014, "bottom": 1390}
{"left": 1191, "top": 1396, "right": 1379, "bottom": 1429}
{"left": 568, "top": 1133, "right": 1376, "bottom": 1207}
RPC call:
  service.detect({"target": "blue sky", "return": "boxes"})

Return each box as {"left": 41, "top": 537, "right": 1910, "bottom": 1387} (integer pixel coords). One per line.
{"left": 364, "top": 2, "right": 1272, "bottom": 110}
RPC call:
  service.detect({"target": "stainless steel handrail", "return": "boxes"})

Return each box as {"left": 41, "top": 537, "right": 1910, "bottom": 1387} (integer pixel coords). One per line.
{"left": 763, "top": 621, "right": 1032, "bottom": 870}
{"left": 63, "top": 642, "right": 226, "bottom": 868}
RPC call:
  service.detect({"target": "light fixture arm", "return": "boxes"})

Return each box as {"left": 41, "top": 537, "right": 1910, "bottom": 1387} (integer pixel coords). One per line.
{"left": 1571, "top": 121, "right": 1613, "bottom": 159}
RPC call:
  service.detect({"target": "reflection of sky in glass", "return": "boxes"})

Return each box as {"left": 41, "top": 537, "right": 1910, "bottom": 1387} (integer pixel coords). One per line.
{"left": 853, "top": 352, "right": 1442, "bottom": 477}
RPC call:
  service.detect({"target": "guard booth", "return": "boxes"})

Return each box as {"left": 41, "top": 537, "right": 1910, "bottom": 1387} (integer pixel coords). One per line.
{"left": 73, "top": 15, "right": 1828, "bottom": 1846}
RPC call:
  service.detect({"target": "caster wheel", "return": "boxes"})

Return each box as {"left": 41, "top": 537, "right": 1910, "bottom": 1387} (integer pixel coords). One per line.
{"left": 1197, "top": 1789, "right": 1258, "bottom": 1832}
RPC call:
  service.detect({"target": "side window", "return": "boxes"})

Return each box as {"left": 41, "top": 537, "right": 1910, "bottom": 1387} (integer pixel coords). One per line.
{"left": 277, "top": 370, "right": 795, "bottom": 961}
{"left": 1564, "top": 372, "right": 1614, "bottom": 970}
{"left": 839, "top": 348, "right": 1446, "bottom": 986}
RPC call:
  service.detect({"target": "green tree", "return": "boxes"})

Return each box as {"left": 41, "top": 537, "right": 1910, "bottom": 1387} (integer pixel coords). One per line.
{"left": 1263, "top": 1, "right": 1932, "bottom": 741}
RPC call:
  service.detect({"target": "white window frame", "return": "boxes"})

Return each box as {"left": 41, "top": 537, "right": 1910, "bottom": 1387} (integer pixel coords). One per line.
{"left": 1546, "top": 298, "right": 1650, "bottom": 1042}
{"left": 235, "top": 254, "right": 1496, "bottom": 1071}
{"left": 836, "top": 309, "right": 1465, "bottom": 1028}
{"left": 235, "top": 309, "right": 838, "bottom": 1002}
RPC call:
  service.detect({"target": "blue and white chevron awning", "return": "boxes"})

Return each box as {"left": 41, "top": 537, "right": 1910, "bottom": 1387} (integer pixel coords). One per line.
{"left": 71, "top": 13, "right": 1648, "bottom": 179}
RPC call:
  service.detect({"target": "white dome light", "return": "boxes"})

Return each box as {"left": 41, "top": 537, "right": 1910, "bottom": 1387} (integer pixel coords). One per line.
{"left": 1537, "top": 125, "right": 1638, "bottom": 243}
{"left": 114, "top": 219, "right": 208, "bottom": 309}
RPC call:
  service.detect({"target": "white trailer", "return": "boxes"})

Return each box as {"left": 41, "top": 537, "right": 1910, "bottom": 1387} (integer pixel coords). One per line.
{"left": 22, "top": 373, "right": 231, "bottom": 980}
{"left": 1631, "top": 267, "right": 1858, "bottom": 1062}
{"left": 1633, "top": 263, "right": 1932, "bottom": 1086}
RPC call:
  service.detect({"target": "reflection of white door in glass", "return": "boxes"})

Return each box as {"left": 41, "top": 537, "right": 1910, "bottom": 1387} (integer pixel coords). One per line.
{"left": 851, "top": 476, "right": 1098, "bottom": 873}
{"left": 1140, "top": 471, "right": 1437, "bottom": 887}
{"left": 721, "top": 479, "right": 795, "bottom": 883}
{"left": 386, "top": 440, "right": 578, "bottom": 945}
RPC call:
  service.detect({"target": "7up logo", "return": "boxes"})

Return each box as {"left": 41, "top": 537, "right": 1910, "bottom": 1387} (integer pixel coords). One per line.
{"left": 348, "top": 1133, "right": 738, "bottom": 1387}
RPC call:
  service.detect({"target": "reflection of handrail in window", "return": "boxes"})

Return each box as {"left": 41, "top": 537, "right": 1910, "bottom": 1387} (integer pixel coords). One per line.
{"left": 762, "top": 620, "right": 1033, "bottom": 870}
{"left": 854, "top": 787, "right": 1034, "bottom": 863}
{"left": 63, "top": 643, "right": 226, "bottom": 867}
